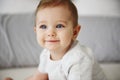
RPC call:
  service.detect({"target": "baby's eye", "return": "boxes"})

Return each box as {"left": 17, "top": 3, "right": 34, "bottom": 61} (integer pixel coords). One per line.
{"left": 39, "top": 25, "right": 47, "bottom": 29}
{"left": 56, "top": 24, "right": 64, "bottom": 29}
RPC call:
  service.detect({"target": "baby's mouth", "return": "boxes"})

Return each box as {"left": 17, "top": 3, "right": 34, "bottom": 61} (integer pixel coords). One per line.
{"left": 45, "top": 40, "right": 60, "bottom": 42}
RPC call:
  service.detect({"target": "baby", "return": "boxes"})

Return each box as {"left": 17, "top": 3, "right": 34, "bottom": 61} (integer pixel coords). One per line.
{"left": 5, "top": 0, "right": 107, "bottom": 80}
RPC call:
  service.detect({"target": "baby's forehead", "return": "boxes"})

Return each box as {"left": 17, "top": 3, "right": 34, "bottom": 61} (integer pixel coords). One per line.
{"left": 38, "top": 4, "right": 70, "bottom": 12}
{"left": 36, "top": 7, "right": 72, "bottom": 20}
{"left": 37, "top": 5, "right": 71, "bottom": 15}
{"left": 38, "top": 6, "right": 73, "bottom": 19}
{"left": 36, "top": 2, "right": 77, "bottom": 26}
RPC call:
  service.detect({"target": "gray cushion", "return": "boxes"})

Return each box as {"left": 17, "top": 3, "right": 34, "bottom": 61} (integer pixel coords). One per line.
{"left": 0, "top": 14, "right": 120, "bottom": 68}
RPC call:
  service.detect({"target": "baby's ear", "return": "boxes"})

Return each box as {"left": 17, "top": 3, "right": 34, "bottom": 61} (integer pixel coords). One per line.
{"left": 73, "top": 25, "right": 81, "bottom": 40}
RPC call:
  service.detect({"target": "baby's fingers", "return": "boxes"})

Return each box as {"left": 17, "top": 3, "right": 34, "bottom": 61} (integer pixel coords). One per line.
{"left": 4, "top": 77, "right": 13, "bottom": 80}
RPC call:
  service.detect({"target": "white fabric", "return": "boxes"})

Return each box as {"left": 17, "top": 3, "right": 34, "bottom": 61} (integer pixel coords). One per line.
{"left": 38, "top": 40, "right": 107, "bottom": 80}
{"left": 1, "top": 63, "right": 120, "bottom": 80}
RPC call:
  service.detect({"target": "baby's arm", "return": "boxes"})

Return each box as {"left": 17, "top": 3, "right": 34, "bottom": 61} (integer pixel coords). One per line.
{"left": 26, "top": 70, "right": 48, "bottom": 80}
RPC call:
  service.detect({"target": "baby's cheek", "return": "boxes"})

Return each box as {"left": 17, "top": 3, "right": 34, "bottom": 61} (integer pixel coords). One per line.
{"left": 36, "top": 35, "right": 43, "bottom": 45}
{"left": 63, "top": 33, "right": 73, "bottom": 40}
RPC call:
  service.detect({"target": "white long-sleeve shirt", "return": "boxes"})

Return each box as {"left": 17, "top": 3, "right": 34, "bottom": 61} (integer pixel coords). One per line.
{"left": 38, "top": 40, "right": 107, "bottom": 80}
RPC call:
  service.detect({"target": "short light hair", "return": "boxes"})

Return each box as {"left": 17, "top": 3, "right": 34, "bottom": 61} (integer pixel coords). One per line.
{"left": 35, "top": 0, "right": 78, "bottom": 27}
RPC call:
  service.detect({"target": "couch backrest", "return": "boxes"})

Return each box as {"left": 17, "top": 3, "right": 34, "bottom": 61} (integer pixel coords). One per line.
{"left": 0, "top": 14, "right": 120, "bottom": 68}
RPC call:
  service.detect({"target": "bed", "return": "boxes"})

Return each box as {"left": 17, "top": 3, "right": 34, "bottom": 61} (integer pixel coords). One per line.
{"left": 0, "top": 13, "right": 120, "bottom": 80}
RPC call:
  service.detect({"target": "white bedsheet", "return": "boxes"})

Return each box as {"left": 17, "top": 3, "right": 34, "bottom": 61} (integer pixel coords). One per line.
{"left": 0, "top": 63, "right": 120, "bottom": 80}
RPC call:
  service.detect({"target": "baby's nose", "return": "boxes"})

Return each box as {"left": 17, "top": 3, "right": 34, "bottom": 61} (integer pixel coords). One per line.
{"left": 47, "top": 29, "right": 56, "bottom": 37}
{"left": 48, "top": 34, "right": 55, "bottom": 37}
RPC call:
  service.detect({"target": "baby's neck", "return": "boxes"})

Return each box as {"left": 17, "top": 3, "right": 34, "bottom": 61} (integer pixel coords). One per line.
{"left": 49, "top": 41, "right": 73, "bottom": 60}
{"left": 49, "top": 50, "right": 66, "bottom": 61}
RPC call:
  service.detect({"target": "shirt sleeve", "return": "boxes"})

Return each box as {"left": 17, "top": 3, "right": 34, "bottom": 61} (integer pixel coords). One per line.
{"left": 67, "top": 56, "right": 93, "bottom": 80}
{"left": 38, "top": 49, "right": 48, "bottom": 73}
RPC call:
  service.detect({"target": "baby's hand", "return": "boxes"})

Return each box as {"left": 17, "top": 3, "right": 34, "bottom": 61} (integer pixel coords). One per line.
{"left": 26, "top": 71, "right": 48, "bottom": 80}
{"left": 4, "top": 77, "right": 13, "bottom": 80}
{"left": 35, "top": 72, "right": 48, "bottom": 80}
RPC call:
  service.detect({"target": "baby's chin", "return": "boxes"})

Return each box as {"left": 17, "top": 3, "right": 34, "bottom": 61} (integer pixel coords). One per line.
{"left": 45, "top": 45, "right": 59, "bottom": 50}
{"left": 47, "top": 48, "right": 58, "bottom": 52}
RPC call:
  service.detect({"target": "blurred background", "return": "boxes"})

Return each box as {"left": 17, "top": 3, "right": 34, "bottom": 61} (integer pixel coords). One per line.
{"left": 0, "top": 0, "right": 120, "bottom": 17}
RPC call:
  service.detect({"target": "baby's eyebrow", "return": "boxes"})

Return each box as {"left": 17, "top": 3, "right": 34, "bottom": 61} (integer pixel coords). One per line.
{"left": 57, "top": 20, "right": 67, "bottom": 24}
{"left": 36, "top": 21, "right": 46, "bottom": 25}
{"left": 38, "top": 21, "right": 46, "bottom": 23}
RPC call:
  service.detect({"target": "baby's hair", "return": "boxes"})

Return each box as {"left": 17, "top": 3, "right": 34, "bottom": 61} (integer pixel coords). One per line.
{"left": 35, "top": 0, "right": 78, "bottom": 27}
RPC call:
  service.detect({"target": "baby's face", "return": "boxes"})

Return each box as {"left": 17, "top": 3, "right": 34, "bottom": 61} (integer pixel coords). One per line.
{"left": 35, "top": 5, "right": 78, "bottom": 52}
